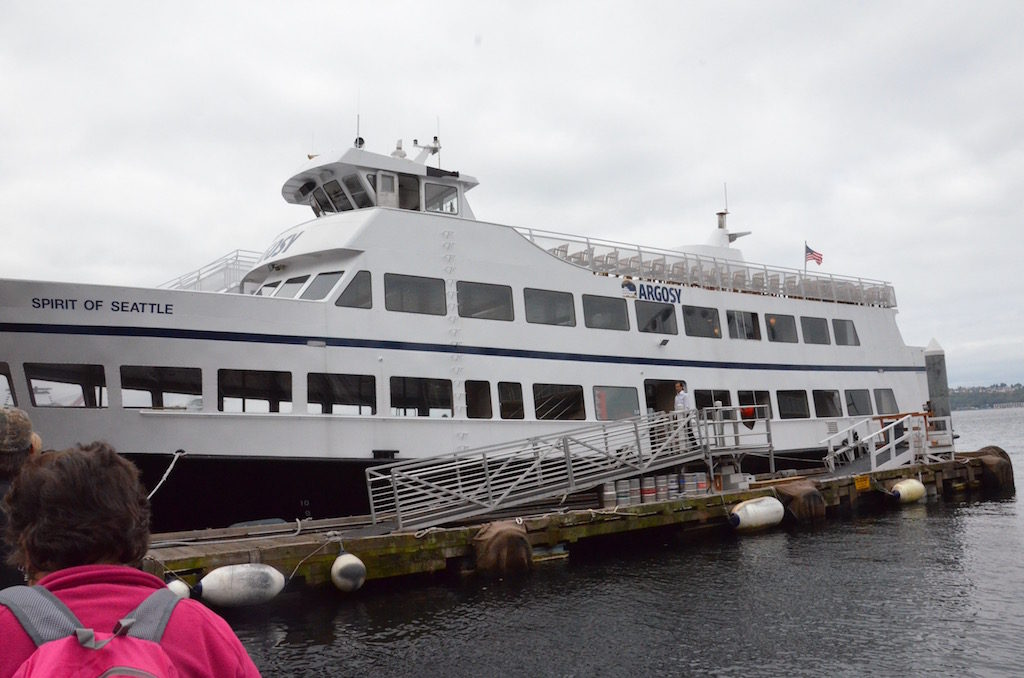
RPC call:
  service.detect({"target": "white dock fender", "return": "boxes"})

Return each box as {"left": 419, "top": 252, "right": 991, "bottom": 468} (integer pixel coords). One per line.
{"left": 331, "top": 552, "right": 367, "bottom": 593}
{"left": 194, "top": 563, "right": 286, "bottom": 607}
{"left": 891, "top": 478, "right": 926, "bottom": 504}
{"left": 729, "top": 496, "right": 785, "bottom": 531}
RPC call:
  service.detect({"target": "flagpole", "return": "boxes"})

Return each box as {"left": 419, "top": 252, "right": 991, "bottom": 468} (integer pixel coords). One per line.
{"left": 803, "top": 241, "right": 807, "bottom": 275}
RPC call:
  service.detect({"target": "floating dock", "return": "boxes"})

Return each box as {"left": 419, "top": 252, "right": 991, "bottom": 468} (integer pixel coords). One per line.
{"left": 142, "top": 448, "right": 1014, "bottom": 601}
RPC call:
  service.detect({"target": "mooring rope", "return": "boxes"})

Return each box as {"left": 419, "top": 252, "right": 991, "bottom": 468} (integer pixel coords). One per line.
{"left": 147, "top": 449, "right": 186, "bottom": 501}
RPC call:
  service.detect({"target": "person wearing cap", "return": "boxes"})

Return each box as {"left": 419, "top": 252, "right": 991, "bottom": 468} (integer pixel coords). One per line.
{"left": 1, "top": 407, "right": 41, "bottom": 587}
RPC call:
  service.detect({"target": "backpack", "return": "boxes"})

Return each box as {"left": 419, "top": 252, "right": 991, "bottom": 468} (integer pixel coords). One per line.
{"left": 0, "top": 585, "right": 181, "bottom": 678}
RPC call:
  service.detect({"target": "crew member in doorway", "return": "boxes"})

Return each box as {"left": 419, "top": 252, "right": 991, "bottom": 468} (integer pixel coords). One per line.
{"left": 674, "top": 382, "right": 697, "bottom": 450}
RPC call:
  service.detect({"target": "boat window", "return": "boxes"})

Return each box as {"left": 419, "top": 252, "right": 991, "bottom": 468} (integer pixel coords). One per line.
{"left": 217, "top": 369, "right": 291, "bottom": 413}
{"left": 390, "top": 377, "right": 453, "bottom": 417}
{"left": 726, "top": 310, "right": 761, "bottom": 340}
{"left": 777, "top": 389, "right": 810, "bottom": 419}
{"left": 120, "top": 366, "right": 202, "bottom": 409}
{"left": 425, "top": 182, "right": 458, "bottom": 214}
{"left": 635, "top": 300, "right": 678, "bottom": 334}
{"left": 812, "top": 389, "right": 843, "bottom": 417}
{"left": 524, "top": 288, "right": 576, "bottom": 326}
{"left": 343, "top": 174, "right": 374, "bottom": 208}
{"left": 845, "top": 389, "right": 872, "bottom": 416}
{"left": 384, "top": 274, "right": 446, "bottom": 315}
{"left": 833, "top": 319, "right": 860, "bottom": 346}
{"left": 1, "top": 362, "right": 15, "bottom": 407}
{"left": 336, "top": 270, "right": 372, "bottom": 309}
{"left": 874, "top": 388, "right": 899, "bottom": 415}
{"left": 309, "top": 197, "right": 323, "bottom": 217}
{"left": 307, "top": 373, "right": 375, "bottom": 415}
{"left": 594, "top": 386, "right": 640, "bottom": 420}
{"left": 766, "top": 314, "right": 798, "bottom": 343}
{"left": 255, "top": 281, "right": 280, "bottom": 296}
{"left": 275, "top": 275, "right": 310, "bottom": 299}
{"left": 801, "top": 316, "right": 831, "bottom": 345}
{"left": 398, "top": 174, "right": 420, "bottom": 210}
{"left": 533, "top": 383, "right": 585, "bottom": 420}
{"left": 695, "top": 389, "right": 732, "bottom": 414}
{"left": 25, "top": 363, "right": 107, "bottom": 408}
{"left": 312, "top": 187, "right": 333, "bottom": 214}
{"left": 466, "top": 380, "right": 492, "bottom": 419}
{"left": 583, "top": 294, "right": 629, "bottom": 331}
{"left": 498, "top": 382, "right": 524, "bottom": 419}
{"left": 457, "top": 281, "right": 514, "bottom": 321}
{"left": 323, "top": 180, "right": 353, "bottom": 212}
{"left": 682, "top": 305, "right": 721, "bottom": 338}
{"left": 738, "top": 390, "right": 772, "bottom": 419}
{"left": 300, "top": 271, "right": 343, "bottom": 300}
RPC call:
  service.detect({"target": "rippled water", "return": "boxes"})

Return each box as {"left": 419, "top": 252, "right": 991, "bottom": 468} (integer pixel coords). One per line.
{"left": 227, "top": 409, "right": 1024, "bottom": 677}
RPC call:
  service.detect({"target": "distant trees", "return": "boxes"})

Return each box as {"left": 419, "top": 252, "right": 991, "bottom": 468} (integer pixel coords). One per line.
{"left": 950, "top": 384, "right": 1024, "bottom": 409}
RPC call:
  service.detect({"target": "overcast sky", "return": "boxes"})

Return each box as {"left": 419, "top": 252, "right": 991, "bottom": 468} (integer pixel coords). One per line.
{"left": 2, "top": 1, "right": 1022, "bottom": 387}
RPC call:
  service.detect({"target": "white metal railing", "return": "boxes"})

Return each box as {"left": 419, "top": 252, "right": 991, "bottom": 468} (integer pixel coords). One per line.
{"left": 821, "top": 412, "right": 952, "bottom": 473}
{"left": 159, "top": 250, "right": 262, "bottom": 293}
{"left": 515, "top": 227, "right": 897, "bottom": 308}
{"left": 366, "top": 407, "right": 774, "bottom": 530}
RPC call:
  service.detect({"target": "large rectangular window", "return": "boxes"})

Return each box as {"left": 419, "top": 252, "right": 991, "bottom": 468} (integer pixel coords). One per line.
{"left": 635, "top": 300, "right": 677, "bottom": 334}
{"left": 845, "top": 389, "right": 872, "bottom": 416}
{"left": 726, "top": 310, "right": 761, "bottom": 340}
{"left": 524, "top": 288, "right": 575, "bottom": 326}
{"left": 218, "top": 369, "right": 291, "bottom": 413}
{"left": 25, "top": 363, "right": 107, "bottom": 408}
{"left": 425, "top": 183, "right": 459, "bottom": 214}
{"left": 682, "top": 305, "right": 722, "bottom": 338}
{"left": 336, "top": 270, "right": 372, "bottom": 309}
{"left": 777, "top": 390, "right": 810, "bottom": 419}
{"left": 498, "top": 382, "right": 524, "bottom": 419}
{"left": 801, "top": 316, "right": 831, "bottom": 344}
{"left": 307, "top": 373, "right": 375, "bottom": 415}
{"left": 533, "top": 383, "right": 585, "bottom": 420}
{"left": 594, "top": 386, "right": 640, "bottom": 420}
{"left": 1, "top": 362, "right": 15, "bottom": 407}
{"left": 738, "top": 390, "right": 772, "bottom": 419}
{"left": 812, "top": 389, "right": 843, "bottom": 417}
{"left": 833, "top": 319, "right": 860, "bottom": 346}
{"left": 466, "top": 380, "right": 492, "bottom": 419}
{"left": 766, "top": 314, "right": 798, "bottom": 343}
{"left": 874, "top": 388, "right": 899, "bottom": 415}
{"left": 695, "top": 389, "right": 732, "bottom": 410}
{"left": 390, "top": 377, "right": 453, "bottom": 417}
{"left": 275, "top": 275, "right": 310, "bottom": 299}
{"left": 384, "top": 274, "right": 446, "bottom": 315}
{"left": 300, "top": 271, "right": 343, "bottom": 300}
{"left": 457, "top": 281, "right": 513, "bottom": 321}
{"left": 121, "top": 366, "right": 202, "bottom": 409}
{"left": 582, "top": 294, "right": 629, "bottom": 330}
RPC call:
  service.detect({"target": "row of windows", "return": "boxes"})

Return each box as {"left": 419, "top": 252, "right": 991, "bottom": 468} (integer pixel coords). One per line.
{"left": 1, "top": 361, "right": 898, "bottom": 422}
{"left": 305, "top": 172, "right": 460, "bottom": 218}
{"left": 253, "top": 271, "right": 860, "bottom": 346}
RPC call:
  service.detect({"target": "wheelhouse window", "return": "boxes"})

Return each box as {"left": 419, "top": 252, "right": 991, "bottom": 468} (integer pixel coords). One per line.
{"left": 833, "top": 319, "right": 860, "bottom": 346}
{"left": 845, "top": 389, "right": 872, "bottom": 416}
{"left": 336, "top": 270, "right": 372, "bottom": 309}
{"left": 812, "top": 389, "right": 843, "bottom": 417}
{"left": 457, "top": 281, "right": 513, "bottom": 321}
{"left": 1, "top": 362, "right": 14, "bottom": 406}
{"left": 466, "top": 380, "right": 492, "bottom": 419}
{"left": 635, "top": 300, "right": 678, "bottom": 334}
{"left": 533, "top": 383, "right": 585, "bottom": 420}
{"left": 727, "top": 310, "right": 761, "bottom": 340}
{"left": 498, "top": 382, "right": 525, "bottom": 419}
{"left": 766, "top": 314, "right": 798, "bottom": 343}
{"left": 874, "top": 388, "right": 899, "bottom": 415}
{"left": 323, "top": 180, "right": 353, "bottom": 212}
{"left": 275, "top": 275, "right": 310, "bottom": 299}
{"left": 425, "top": 183, "right": 459, "bottom": 214}
{"left": 218, "top": 369, "right": 291, "bottom": 413}
{"left": 524, "top": 288, "right": 576, "bottom": 326}
{"left": 384, "top": 274, "right": 445, "bottom": 315}
{"left": 738, "top": 390, "right": 772, "bottom": 419}
{"left": 301, "top": 271, "right": 343, "bottom": 300}
{"left": 583, "top": 294, "right": 629, "bottom": 330}
{"left": 390, "top": 377, "right": 453, "bottom": 417}
{"left": 343, "top": 174, "right": 373, "bottom": 208}
{"left": 255, "top": 281, "right": 280, "bottom": 296}
{"left": 777, "top": 390, "right": 810, "bottom": 419}
{"left": 594, "top": 386, "right": 640, "bottom": 420}
{"left": 682, "top": 305, "right": 721, "bottom": 338}
{"left": 307, "top": 373, "right": 375, "bottom": 415}
{"left": 25, "top": 363, "right": 107, "bottom": 408}
{"left": 120, "top": 366, "right": 202, "bottom": 409}
{"left": 801, "top": 316, "right": 831, "bottom": 345}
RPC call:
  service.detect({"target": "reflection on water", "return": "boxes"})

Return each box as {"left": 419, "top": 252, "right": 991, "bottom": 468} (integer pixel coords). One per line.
{"left": 229, "top": 409, "right": 1023, "bottom": 677}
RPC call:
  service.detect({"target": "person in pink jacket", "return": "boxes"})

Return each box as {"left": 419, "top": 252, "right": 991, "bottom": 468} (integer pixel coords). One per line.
{"left": 0, "top": 442, "right": 261, "bottom": 677}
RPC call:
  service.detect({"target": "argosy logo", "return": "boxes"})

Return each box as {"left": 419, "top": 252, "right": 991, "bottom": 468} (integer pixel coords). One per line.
{"left": 260, "top": 231, "right": 304, "bottom": 262}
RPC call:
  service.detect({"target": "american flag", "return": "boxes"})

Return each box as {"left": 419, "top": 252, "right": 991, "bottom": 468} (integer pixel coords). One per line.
{"left": 805, "top": 243, "right": 823, "bottom": 265}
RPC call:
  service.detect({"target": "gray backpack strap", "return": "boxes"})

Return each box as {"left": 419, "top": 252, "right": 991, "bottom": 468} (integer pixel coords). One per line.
{"left": 116, "top": 587, "right": 181, "bottom": 642}
{"left": 0, "top": 585, "right": 81, "bottom": 646}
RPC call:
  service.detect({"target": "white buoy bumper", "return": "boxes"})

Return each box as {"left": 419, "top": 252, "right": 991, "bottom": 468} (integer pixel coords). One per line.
{"left": 195, "top": 563, "right": 286, "bottom": 607}
{"left": 729, "top": 496, "right": 785, "bottom": 531}
{"left": 891, "top": 478, "right": 926, "bottom": 504}
{"left": 331, "top": 552, "right": 367, "bottom": 593}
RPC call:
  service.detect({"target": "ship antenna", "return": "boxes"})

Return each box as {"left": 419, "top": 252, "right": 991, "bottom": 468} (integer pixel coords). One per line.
{"left": 354, "top": 92, "right": 365, "bottom": 149}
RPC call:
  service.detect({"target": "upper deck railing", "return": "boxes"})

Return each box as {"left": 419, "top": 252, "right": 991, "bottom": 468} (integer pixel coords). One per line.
{"left": 515, "top": 227, "right": 897, "bottom": 308}
{"left": 159, "top": 250, "right": 262, "bottom": 294}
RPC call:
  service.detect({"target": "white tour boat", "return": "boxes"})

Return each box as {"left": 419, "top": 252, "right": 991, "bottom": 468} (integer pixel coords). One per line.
{"left": 0, "top": 136, "right": 950, "bottom": 531}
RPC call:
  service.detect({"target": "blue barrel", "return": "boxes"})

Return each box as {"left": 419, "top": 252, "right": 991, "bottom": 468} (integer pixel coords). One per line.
{"left": 668, "top": 473, "right": 679, "bottom": 500}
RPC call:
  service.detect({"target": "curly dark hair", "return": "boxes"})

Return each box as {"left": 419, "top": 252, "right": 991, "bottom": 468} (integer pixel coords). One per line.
{"left": 3, "top": 442, "right": 150, "bottom": 575}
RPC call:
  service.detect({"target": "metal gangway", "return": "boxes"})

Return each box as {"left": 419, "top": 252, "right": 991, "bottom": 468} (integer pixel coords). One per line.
{"left": 159, "top": 249, "right": 262, "bottom": 294}
{"left": 821, "top": 412, "right": 956, "bottom": 474}
{"left": 366, "top": 407, "right": 774, "bottom": 530}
